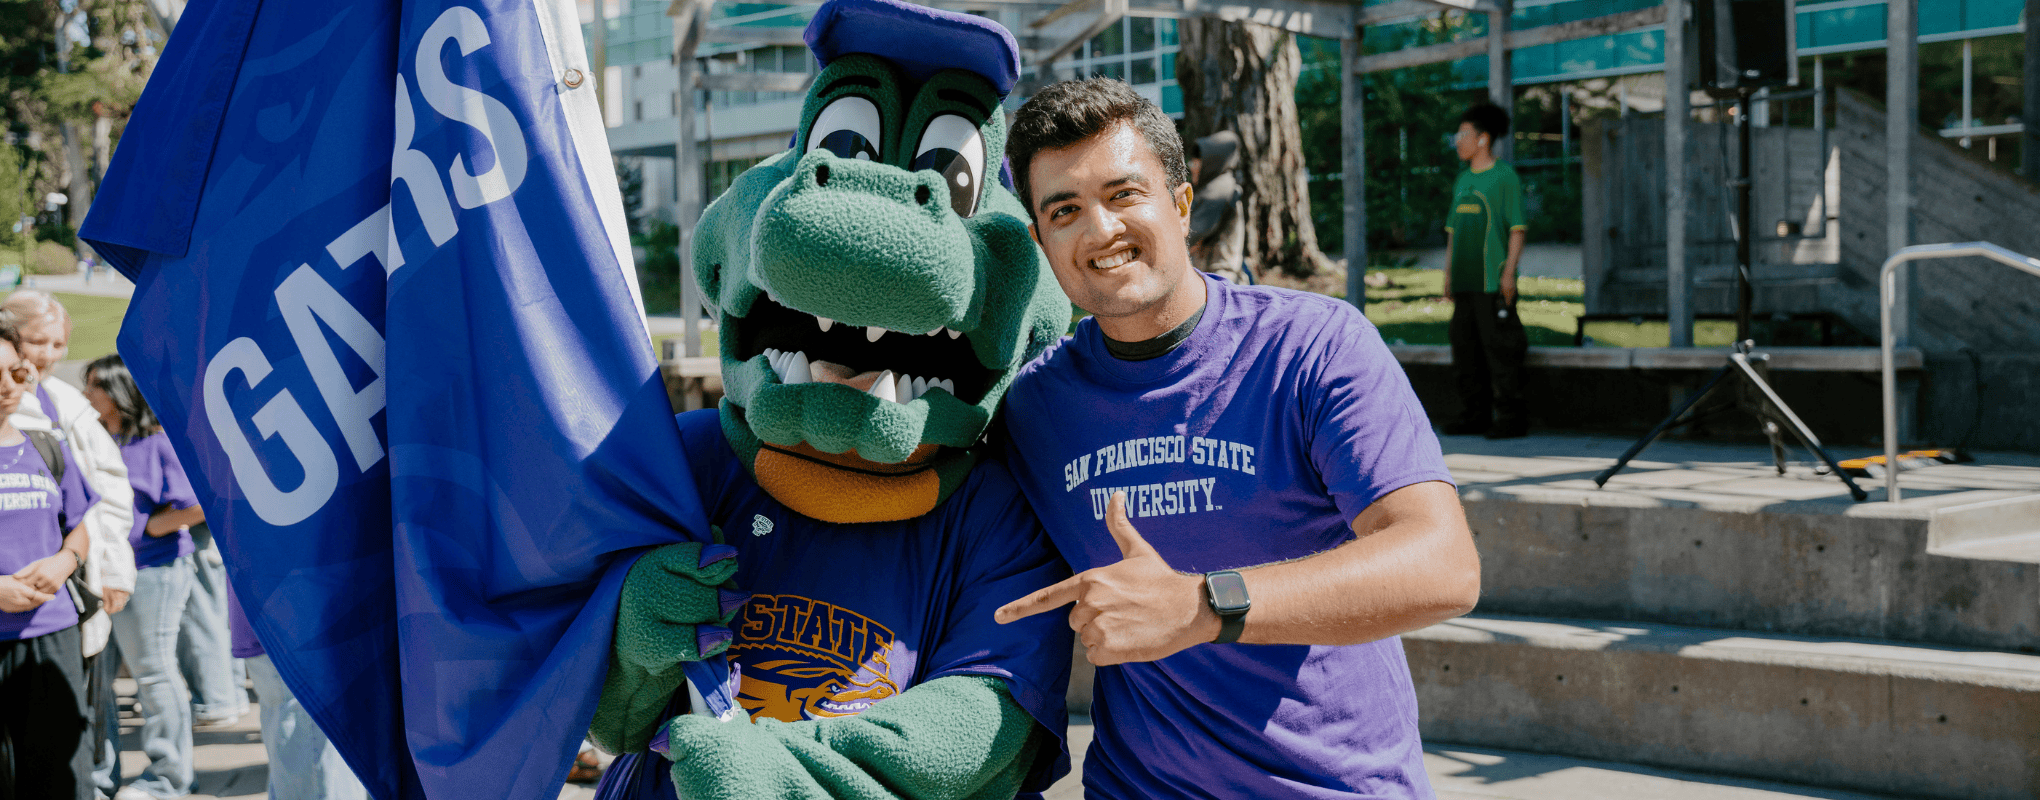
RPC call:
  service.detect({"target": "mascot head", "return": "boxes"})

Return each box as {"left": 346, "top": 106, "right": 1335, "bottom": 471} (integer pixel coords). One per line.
{"left": 692, "top": 0, "right": 1069, "bottom": 524}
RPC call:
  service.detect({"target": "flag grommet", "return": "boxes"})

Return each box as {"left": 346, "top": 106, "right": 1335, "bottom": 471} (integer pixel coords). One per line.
{"left": 562, "top": 68, "right": 585, "bottom": 88}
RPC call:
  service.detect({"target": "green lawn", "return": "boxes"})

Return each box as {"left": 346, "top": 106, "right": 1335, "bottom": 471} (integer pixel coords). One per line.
{"left": 56, "top": 292, "right": 128, "bottom": 363}
{"left": 1362, "top": 268, "right": 1584, "bottom": 346}
{"left": 653, "top": 334, "right": 720, "bottom": 359}
{"left": 1357, "top": 268, "right": 1738, "bottom": 348}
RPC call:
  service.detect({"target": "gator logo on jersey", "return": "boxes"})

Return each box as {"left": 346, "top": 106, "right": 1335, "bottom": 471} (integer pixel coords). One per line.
{"left": 730, "top": 594, "right": 904, "bottom": 721}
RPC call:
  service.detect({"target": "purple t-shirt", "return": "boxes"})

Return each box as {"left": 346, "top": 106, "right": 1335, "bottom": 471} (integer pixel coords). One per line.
{"left": 120, "top": 432, "right": 199, "bottom": 569}
{"left": 1003, "top": 274, "right": 1456, "bottom": 799}
{"left": 0, "top": 433, "right": 102, "bottom": 640}
{"left": 227, "top": 580, "right": 263, "bottom": 659}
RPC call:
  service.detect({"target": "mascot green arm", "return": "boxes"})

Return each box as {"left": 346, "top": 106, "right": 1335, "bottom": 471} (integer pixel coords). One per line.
{"left": 589, "top": 541, "right": 746, "bottom": 753}
{"left": 661, "top": 675, "right": 1043, "bottom": 800}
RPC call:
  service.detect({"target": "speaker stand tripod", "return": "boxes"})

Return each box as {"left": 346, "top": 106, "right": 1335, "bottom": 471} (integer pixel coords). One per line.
{"left": 1592, "top": 86, "right": 1867, "bottom": 502}
{"left": 1591, "top": 340, "right": 1868, "bottom": 501}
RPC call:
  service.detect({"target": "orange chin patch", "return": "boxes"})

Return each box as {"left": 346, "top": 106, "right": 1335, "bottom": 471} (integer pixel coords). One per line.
{"left": 754, "top": 443, "right": 942, "bottom": 523}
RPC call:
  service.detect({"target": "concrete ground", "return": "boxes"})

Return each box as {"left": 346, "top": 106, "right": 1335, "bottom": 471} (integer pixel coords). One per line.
{"left": 1437, "top": 430, "right": 2040, "bottom": 513}
{"left": 158, "top": 696, "right": 1902, "bottom": 800}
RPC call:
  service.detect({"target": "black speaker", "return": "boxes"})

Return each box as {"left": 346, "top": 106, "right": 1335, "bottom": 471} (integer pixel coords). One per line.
{"left": 1693, "top": 0, "right": 1796, "bottom": 96}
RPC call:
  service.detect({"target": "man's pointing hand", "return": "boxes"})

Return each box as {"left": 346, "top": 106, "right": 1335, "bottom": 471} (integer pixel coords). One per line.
{"left": 995, "top": 492, "right": 1221, "bottom": 665}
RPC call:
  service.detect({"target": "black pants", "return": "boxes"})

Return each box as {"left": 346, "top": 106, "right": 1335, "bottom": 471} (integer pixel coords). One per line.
{"left": 0, "top": 624, "right": 94, "bottom": 800}
{"left": 1448, "top": 292, "right": 1529, "bottom": 432}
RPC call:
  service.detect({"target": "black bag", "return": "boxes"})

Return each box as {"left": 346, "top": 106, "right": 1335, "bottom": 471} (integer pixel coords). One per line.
{"left": 25, "top": 428, "right": 100, "bottom": 619}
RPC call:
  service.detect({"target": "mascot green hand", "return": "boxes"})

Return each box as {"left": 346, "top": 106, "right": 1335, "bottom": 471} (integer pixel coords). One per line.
{"left": 590, "top": 540, "right": 745, "bottom": 754}
{"left": 590, "top": 0, "right": 1075, "bottom": 797}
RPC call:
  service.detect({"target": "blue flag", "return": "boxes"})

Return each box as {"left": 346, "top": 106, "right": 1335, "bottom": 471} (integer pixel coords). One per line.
{"left": 80, "top": 1, "right": 718, "bottom": 797}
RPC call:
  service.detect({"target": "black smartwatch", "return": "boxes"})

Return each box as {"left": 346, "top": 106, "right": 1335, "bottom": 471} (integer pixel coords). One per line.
{"left": 1203, "top": 570, "right": 1250, "bottom": 644}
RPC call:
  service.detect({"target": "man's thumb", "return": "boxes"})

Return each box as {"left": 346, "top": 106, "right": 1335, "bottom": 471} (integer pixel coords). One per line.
{"left": 1105, "top": 492, "right": 1161, "bottom": 560}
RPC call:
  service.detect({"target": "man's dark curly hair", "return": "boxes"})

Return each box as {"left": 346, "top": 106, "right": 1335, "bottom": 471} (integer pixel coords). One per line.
{"left": 1007, "top": 78, "right": 1189, "bottom": 218}
{"left": 1460, "top": 102, "right": 1511, "bottom": 140}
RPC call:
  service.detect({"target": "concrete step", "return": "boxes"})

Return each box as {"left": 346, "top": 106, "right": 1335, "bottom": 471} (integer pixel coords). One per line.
{"left": 1932, "top": 531, "right": 2040, "bottom": 563}
{"left": 1451, "top": 444, "right": 2040, "bottom": 653}
{"left": 1405, "top": 614, "right": 2040, "bottom": 800}
{"left": 1928, "top": 493, "right": 2040, "bottom": 563}
{"left": 1043, "top": 720, "right": 1904, "bottom": 800}
{"left": 1422, "top": 743, "right": 1905, "bottom": 800}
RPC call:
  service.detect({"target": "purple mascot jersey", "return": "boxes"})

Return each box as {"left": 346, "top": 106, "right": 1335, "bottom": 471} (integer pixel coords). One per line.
{"left": 594, "top": 411, "right": 1073, "bottom": 797}
{"left": 1004, "top": 275, "right": 1457, "bottom": 799}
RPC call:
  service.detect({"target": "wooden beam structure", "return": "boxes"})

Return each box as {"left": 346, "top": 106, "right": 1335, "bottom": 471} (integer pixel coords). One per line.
{"left": 1487, "top": 0, "right": 1511, "bottom": 161}
{"left": 672, "top": 0, "right": 709, "bottom": 358}
{"left": 696, "top": 71, "right": 814, "bottom": 92}
{"left": 1031, "top": 0, "right": 1100, "bottom": 28}
{"left": 1151, "top": 0, "right": 1477, "bottom": 37}
{"left": 1417, "top": 0, "right": 1497, "bottom": 12}
{"left": 1352, "top": 5, "right": 1665, "bottom": 73}
{"left": 1664, "top": 0, "right": 1690, "bottom": 346}
{"left": 1887, "top": 0, "right": 1917, "bottom": 441}
{"left": 702, "top": 24, "right": 807, "bottom": 45}
{"left": 1035, "top": 0, "right": 1127, "bottom": 77}
{"left": 2026, "top": 0, "right": 2039, "bottom": 182}
{"left": 1886, "top": 0, "right": 1916, "bottom": 328}
{"left": 592, "top": 0, "right": 609, "bottom": 120}
{"left": 1341, "top": 27, "right": 1366, "bottom": 308}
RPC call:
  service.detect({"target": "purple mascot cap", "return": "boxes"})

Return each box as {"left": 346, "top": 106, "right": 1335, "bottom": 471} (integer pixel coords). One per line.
{"left": 803, "top": 0, "right": 1023, "bottom": 98}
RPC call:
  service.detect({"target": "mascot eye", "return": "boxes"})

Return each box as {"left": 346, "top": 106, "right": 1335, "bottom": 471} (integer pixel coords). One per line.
{"left": 806, "top": 96, "right": 883, "bottom": 162}
{"left": 910, "top": 114, "right": 985, "bottom": 218}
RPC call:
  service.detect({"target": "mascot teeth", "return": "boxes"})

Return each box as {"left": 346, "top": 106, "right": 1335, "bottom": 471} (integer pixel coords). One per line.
{"left": 866, "top": 326, "right": 890, "bottom": 343}
{"left": 784, "top": 351, "right": 811, "bottom": 384}
{"left": 817, "top": 317, "right": 835, "bottom": 332}
{"left": 869, "top": 370, "right": 899, "bottom": 402}
{"left": 763, "top": 347, "right": 952, "bottom": 401}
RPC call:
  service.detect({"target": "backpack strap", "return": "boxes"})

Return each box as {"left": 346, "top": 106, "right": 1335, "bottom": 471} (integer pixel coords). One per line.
{"left": 24, "top": 429, "right": 66, "bottom": 487}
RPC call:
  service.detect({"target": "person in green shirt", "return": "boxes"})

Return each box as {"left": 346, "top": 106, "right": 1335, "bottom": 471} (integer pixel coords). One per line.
{"left": 1443, "top": 102, "right": 1529, "bottom": 439}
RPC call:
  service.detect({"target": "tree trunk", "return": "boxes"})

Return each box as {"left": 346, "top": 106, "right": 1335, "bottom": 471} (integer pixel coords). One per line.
{"left": 1176, "top": 19, "right": 1332, "bottom": 279}
{"left": 61, "top": 121, "right": 92, "bottom": 229}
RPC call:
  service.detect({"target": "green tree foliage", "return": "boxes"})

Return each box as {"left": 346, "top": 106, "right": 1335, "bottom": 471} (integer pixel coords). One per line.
{"left": 636, "top": 219, "right": 682, "bottom": 315}
{"left": 2, "top": 0, "right": 162, "bottom": 241}
{"left": 0, "top": 145, "right": 27, "bottom": 249}
{"left": 616, "top": 156, "right": 645, "bottom": 235}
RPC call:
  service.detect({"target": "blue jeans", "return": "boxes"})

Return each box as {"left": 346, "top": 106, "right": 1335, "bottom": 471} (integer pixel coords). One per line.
{"left": 90, "top": 639, "right": 123, "bottom": 796}
{"left": 247, "top": 655, "right": 367, "bottom": 800}
{"left": 109, "top": 556, "right": 196, "bottom": 799}
{"left": 178, "top": 534, "right": 244, "bottom": 720}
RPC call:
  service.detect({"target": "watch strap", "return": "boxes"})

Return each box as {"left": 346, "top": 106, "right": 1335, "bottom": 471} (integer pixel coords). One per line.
{"left": 1212, "top": 610, "right": 1245, "bottom": 644}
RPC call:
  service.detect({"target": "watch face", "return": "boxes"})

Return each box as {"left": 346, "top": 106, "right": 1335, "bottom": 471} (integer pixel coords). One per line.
{"left": 1206, "top": 571, "right": 1250, "bottom": 614}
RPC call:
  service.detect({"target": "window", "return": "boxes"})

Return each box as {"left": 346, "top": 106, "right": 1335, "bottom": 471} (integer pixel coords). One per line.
{"left": 1019, "top": 14, "right": 1181, "bottom": 117}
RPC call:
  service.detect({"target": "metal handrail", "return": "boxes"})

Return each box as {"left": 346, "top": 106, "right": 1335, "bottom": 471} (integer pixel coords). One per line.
{"left": 1880, "top": 242, "right": 2040, "bottom": 501}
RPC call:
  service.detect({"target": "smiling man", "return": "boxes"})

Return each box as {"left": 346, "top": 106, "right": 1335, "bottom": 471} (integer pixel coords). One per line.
{"left": 994, "top": 78, "right": 1482, "bottom": 799}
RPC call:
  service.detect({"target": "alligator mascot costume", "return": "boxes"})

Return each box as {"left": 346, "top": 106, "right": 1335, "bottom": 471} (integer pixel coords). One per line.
{"left": 586, "top": 0, "right": 1076, "bottom": 797}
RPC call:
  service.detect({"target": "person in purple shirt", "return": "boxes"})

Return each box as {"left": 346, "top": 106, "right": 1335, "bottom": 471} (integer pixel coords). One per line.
{"left": 992, "top": 79, "right": 1483, "bottom": 799}
{"left": 81, "top": 354, "right": 207, "bottom": 800}
{"left": 0, "top": 312, "right": 101, "bottom": 800}
{"left": 226, "top": 584, "right": 368, "bottom": 800}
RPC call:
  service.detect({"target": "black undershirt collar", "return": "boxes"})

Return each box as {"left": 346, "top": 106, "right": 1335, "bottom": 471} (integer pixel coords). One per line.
{"left": 1102, "top": 304, "right": 1207, "bottom": 361}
